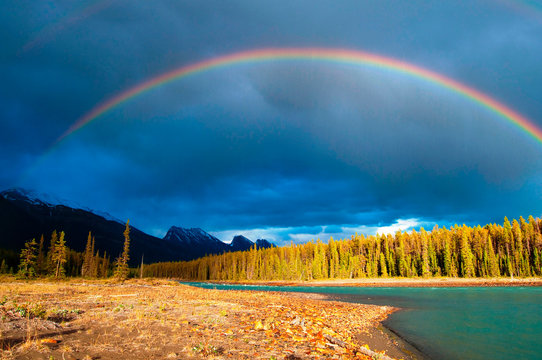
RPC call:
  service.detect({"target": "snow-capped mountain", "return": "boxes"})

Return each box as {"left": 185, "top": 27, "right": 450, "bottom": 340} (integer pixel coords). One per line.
{"left": 164, "top": 226, "right": 223, "bottom": 245}
{"left": 0, "top": 188, "right": 123, "bottom": 224}
{"left": 1, "top": 188, "right": 53, "bottom": 207}
{"left": 163, "top": 226, "right": 230, "bottom": 259}
{"left": 0, "top": 188, "right": 188, "bottom": 265}
{"left": 0, "top": 188, "right": 276, "bottom": 264}
{"left": 163, "top": 228, "right": 277, "bottom": 256}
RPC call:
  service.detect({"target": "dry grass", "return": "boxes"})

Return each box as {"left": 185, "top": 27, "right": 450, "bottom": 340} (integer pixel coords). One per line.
{"left": 0, "top": 277, "right": 398, "bottom": 359}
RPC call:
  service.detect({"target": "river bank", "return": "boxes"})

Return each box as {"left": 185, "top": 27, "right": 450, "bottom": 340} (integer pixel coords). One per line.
{"left": 0, "top": 277, "right": 409, "bottom": 359}
{"left": 200, "top": 277, "right": 542, "bottom": 287}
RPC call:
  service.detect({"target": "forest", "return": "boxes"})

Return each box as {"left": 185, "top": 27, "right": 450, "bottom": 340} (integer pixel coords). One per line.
{"left": 2, "top": 216, "right": 542, "bottom": 280}
{"left": 144, "top": 216, "right": 542, "bottom": 280}
{"left": 1, "top": 221, "right": 132, "bottom": 279}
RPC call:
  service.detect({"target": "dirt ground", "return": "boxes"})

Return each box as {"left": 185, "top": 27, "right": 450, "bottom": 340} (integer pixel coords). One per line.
{"left": 0, "top": 278, "right": 404, "bottom": 360}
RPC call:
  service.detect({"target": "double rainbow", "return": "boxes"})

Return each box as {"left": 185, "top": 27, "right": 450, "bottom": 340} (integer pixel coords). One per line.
{"left": 57, "top": 48, "right": 542, "bottom": 145}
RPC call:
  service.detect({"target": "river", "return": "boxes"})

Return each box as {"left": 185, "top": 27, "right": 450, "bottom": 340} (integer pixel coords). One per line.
{"left": 184, "top": 282, "right": 542, "bottom": 360}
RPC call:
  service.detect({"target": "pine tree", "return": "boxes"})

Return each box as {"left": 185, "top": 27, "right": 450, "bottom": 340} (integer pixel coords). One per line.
{"left": 421, "top": 229, "right": 430, "bottom": 278}
{"left": 52, "top": 231, "right": 67, "bottom": 279}
{"left": 140, "top": 254, "right": 144, "bottom": 279}
{"left": 101, "top": 252, "right": 110, "bottom": 278}
{"left": 0, "top": 259, "right": 8, "bottom": 274}
{"left": 47, "top": 230, "right": 58, "bottom": 275}
{"left": 81, "top": 232, "right": 93, "bottom": 277}
{"left": 379, "top": 253, "right": 388, "bottom": 277}
{"left": 487, "top": 235, "right": 500, "bottom": 277}
{"left": 115, "top": 220, "right": 131, "bottom": 280}
{"left": 460, "top": 232, "right": 475, "bottom": 277}
{"left": 36, "top": 235, "right": 46, "bottom": 275}
{"left": 92, "top": 249, "right": 100, "bottom": 278}
{"left": 18, "top": 238, "right": 38, "bottom": 278}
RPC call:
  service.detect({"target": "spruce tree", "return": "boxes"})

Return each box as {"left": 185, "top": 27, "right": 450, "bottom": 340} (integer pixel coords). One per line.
{"left": 36, "top": 235, "right": 46, "bottom": 275}
{"left": 0, "top": 259, "right": 7, "bottom": 273}
{"left": 18, "top": 238, "right": 38, "bottom": 278}
{"left": 460, "top": 232, "right": 475, "bottom": 277}
{"left": 47, "top": 230, "right": 58, "bottom": 275}
{"left": 379, "top": 253, "right": 388, "bottom": 277}
{"left": 52, "top": 231, "right": 67, "bottom": 279}
{"left": 81, "top": 232, "right": 93, "bottom": 277}
{"left": 421, "top": 229, "right": 430, "bottom": 278}
{"left": 115, "top": 220, "right": 131, "bottom": 280}
{"left": 487, "top": 235, "right": 500, "bottom": 277}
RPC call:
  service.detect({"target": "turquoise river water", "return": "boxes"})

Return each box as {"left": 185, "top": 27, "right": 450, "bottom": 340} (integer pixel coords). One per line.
{"left": 184, "top": 282, "right": 542, "bottom": 360}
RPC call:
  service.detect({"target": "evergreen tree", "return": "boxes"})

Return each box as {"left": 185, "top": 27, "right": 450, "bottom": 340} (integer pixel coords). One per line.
{"left": 101, "top": 252, "right": 110, "bottom": 278}
{"left": 421, "top": 229, "right": 430, "bottom": 278}
{"left": 47, "top": 230, "right": 58, "bottom": 275}
{"left": 460, "top": 232, "right": 475, "bottom": 277}
{"left": 115, "top": 220, "right": 131, "bottom": 280}
{"left": 36, "top": 234, "right": 47, "bottom": 275}
{"left": 487, "top": 235, "right": 500, "bottom": 277}
{"left": 81, "top": 232, "right": 93, "bottom": 277}
{"left": 52, "top": 231, "right": 67, "bottom": 279}
{"left": 378, "top": 253, "right": 388, "bottom": 277}
{"left": 0, "top": 259, "right": 8, "bottom": 273}
{"left": 18, "top": 238, "right": 38, "bottom": 278}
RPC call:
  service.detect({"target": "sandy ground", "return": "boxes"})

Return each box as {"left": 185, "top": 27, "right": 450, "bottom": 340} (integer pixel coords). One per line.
{"left": 0, "top": 278, "right": 411, "bottom": 360}
{"left": 205, "top": 277, "right": 542, "bottom": 287}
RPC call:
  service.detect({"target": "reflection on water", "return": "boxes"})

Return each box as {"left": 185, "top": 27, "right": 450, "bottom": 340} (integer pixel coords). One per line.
{"left": 184, "top": 282, "right": 542, "bottom": 360}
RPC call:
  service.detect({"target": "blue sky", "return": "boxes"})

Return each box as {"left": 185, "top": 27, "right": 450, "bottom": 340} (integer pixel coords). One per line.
{"left": 2, "top": 1, "right": 542, "bottom": 245}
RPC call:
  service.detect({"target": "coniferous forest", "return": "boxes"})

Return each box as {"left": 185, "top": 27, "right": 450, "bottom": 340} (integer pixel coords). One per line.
{"left": 0, "top": 220, "right": 134, "bottom": 279}
{"left": 144, "top": 216, "right": 542, "bottom": 280}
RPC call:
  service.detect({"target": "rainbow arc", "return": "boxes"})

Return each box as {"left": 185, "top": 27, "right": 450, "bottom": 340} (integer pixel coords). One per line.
{"left": 56, "top": 48, "right": 542, "bottom": 146}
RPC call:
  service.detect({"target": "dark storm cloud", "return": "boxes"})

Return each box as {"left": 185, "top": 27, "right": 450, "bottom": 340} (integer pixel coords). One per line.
{"left": 2, "top": 0, "right": 542, "bottom": 241}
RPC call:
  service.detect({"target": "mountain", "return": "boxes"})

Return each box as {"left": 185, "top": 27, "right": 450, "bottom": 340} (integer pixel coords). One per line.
{"left": 163, "top": 229, "right": 277, "bottom": 257}
{"left": 163, "top": 226, "right": 229, "bottom": 259}
{"left": 0, "top": 189, "right": 189, "bottom": 265}
{"left": 228, "top": 235, "right": 276, "bottom": 252}
{"left": 0, "top": 188, "right": 276, "bottom": 266}
{"left": 230, "top": 235, "right": 254, "bottom": 252}
{"left": 255, "top": 239, "right": 275, "bottom": 249}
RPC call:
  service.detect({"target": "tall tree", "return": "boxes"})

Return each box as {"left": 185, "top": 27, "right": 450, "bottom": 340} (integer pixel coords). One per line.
{"left": 487, "top": 235, "right": 500, "bottom": 277}
{"left": 36, "top": 234, "right": 47, "bottom": 275}
{"left": 81, "top": 232, "right": 93, "bottom": 277}
{"left": 52, "top": 231, "right": 67, "bottom": 279}
{"left": 460, "top": 231, "right": 475, "bottom": 277}
{"left": 18, "top": 238, "right": 38, "bottom": 278}
{"left": 421, "top": 229, "right": 430, "bottom": 278}
{"left": 47, "top": 230, "right": 58, "bottom": 275}
{"left": 115, "top": 220, "right": 131, "bottom": 280}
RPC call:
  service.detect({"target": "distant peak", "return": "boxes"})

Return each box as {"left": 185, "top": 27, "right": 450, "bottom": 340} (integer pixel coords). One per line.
{"left": 256, "top": 239, "right": 275, "bottom": 248}
{"left": 232, "top": 235, "right": 252, "bottom": 243}
{"left": 0, "top": 187, "right": 123, "bottom": 224}
{"left": 1, "top": 187, "right": 53, "bottom": 207}
{"left": 163, "top": 226, "right": 223, "bottom": 246}
{"left": 229, "top": 235, "right": 254, "bottom": 251}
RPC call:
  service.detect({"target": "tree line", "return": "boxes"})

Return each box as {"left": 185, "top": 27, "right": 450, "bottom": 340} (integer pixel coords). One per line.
{"left": 2, "top": 220, "right": 132, "bottom": 280}
{"left": 144, "top": 216, "right": 542, "bottom": 280}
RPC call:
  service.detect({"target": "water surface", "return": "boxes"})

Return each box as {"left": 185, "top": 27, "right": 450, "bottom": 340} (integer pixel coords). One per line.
{"left": 184, "top": 282, "right": 542, "bottom": 360}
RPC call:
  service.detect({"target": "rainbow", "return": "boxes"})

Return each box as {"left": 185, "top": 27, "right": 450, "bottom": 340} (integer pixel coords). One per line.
{"left": 57, "top": 48, "right": 542, "bottom": 145}
{"left": 20, "top": 0, "right": 114, "bottom": 55}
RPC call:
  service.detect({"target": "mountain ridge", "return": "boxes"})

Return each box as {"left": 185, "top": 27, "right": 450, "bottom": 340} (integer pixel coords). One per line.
{"left": 0, "top": 188, "right": 275, "bottom": 265}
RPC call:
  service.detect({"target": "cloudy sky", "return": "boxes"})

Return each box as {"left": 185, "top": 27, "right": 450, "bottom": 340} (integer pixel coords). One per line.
{"left": 2, "top": 1, "right": 542, "bottom": 245}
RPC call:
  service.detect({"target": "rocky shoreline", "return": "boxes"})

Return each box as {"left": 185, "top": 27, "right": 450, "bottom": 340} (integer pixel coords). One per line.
{"left": 1, "top": 277, "right": 405, "bottom": 359}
